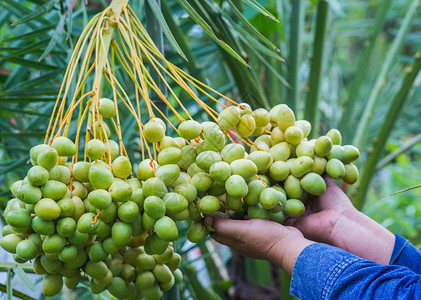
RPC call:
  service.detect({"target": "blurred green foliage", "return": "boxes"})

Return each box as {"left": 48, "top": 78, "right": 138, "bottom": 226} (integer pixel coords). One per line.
{"left": 0, "top": 0, "right": 420, "bottom": 299}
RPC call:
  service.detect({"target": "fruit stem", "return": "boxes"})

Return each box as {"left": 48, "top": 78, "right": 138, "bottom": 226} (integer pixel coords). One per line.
{"left": 92, "top": 210, "right": 102, "bottom": 225}
{"left": 145, "top": 0, "right": 168, "bottom": 128}
{"left": 255, "top": 175, "right": 269, "bottom": 188}
{"left": 90, "top": 0, "right": 128, "bottom": 138}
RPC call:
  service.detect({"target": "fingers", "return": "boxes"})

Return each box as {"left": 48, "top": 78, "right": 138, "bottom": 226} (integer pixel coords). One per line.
{"left": 205, "top": 214, "right": 286, "bottom": 244}
{"left": 321, "top": 175, "right": 347, "bottom": 198}
{"left": 205, "top": 214, "right": 250, "bottom": 241}
{"left": 210, "top": 233, "right": 253, "bottom": 258}
{"left": 210, "top": 233, "right": 235, "bottom": 247}
{"left": 283, "top": 218, "right": 295, "bottom": 226}
{"left": 312, "top": 175, "right": 348, "bottom": 211}
{"left": 210, "top": 233, "right": 244, "bottom": 249}
{"left": 323, "top": 175, "right": 338, "bottom": 188}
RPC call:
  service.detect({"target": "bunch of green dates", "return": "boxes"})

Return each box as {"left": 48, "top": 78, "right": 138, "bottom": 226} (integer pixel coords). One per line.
{"left": 1, "top": 101, "right": 360, "bottom": 299}
{"left": 138, "top": 103, "right": 359, "bottom": 241}
{"left": 1, "top": 134, "right": 184, "bottom": 299}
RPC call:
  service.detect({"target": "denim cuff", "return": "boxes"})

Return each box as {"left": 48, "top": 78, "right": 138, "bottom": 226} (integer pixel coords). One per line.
{"left": 290, "top": 243, "right": 360, "bottom": 300}
{"left": 389, "top": 234, "right": 421, "bottom": 274}
{"left": 389, "top": 234, "right": 408, "bottom": 264}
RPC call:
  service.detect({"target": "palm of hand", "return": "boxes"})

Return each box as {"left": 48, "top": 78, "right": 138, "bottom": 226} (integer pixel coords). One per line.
{"left": 286, "top": 176, "right": 355, "bottom": 244}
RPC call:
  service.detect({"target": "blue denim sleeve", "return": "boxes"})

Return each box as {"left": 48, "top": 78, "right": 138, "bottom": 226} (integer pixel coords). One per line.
{"left": 390, "top": 234, "right": 421, "bottom": 274}
{"left": 290, "top": 243, "right": 421, "bottom": 299}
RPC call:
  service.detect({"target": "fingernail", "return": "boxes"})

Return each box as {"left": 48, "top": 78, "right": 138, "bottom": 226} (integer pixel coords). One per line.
{"left": 204, "top": 215, "right": 214, "bottom": 227}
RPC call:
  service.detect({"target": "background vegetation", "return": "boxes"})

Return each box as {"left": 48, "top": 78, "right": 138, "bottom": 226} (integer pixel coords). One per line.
{"left": 0, "top": 0, "right": 420, "bottom": 299}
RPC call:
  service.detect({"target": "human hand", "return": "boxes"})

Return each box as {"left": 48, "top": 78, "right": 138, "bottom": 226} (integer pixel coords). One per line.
{"left": 286, "top": 175, "right": 395, "bottom": 265}
{"left": 205, "top": 214, "right": 314, "bottom": 275}
{"left": 285, "top": 175, "right": 356, "bottom": 244}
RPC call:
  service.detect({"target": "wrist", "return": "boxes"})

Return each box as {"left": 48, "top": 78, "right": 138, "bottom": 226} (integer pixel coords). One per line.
{"left": 267, "top": 233, "right": 314, "bottom": 275}
{"left": 328, "top": 207, "right": 359, "bottom": 245}
{"left": 330, "top": 209, "right": 395, "bottom": 264}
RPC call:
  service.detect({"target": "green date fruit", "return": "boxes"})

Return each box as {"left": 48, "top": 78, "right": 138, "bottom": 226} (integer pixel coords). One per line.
{"left": 42, "top": 274, "right": 63, "bottom": 297}
{"left": 156, "top": 164, "right": 180, "bottom": 185}
{"left": 137, "top": 159, "right": 158, "bottom": 181}
{"left": 196, "top": 151, "right": 222, "bottom": 171}
{"left": 154, "top": 216, "right": 178, "bottom": 241}
{"left": 342, "top": 145, "right": 360, "bottom": 163}
{"left": 199, "top": 195, "right": 220, "bottom": 214}
{"left": 52, "top": 137, "right": 76, "bottom": 157}
{"left": 326, "top": 159, "right": 346, "bottom": 179}
{"left": 0, "top": 234, "right": 22, "bottom": 253}
{"left": 244, "top": 180, "right": 265, "bottom": 205}
{"left": 37, "top": 148, "right": 58, "bottom": 170}
{"left": 41, "top": 180, "right": 67, "bottom": 200}
{"left": 144, "top": 196, "right": 166, "bottom": 219}
{"left": 326, "top": 128, "right": 342, "bottom": 145}
{"left": 209, "top": 161, "right": 231, "bottom": 182}
{"left": 163, "top": 193, "right": 188, "bottom": 215}
{"left": 108, "top": 277, "right": 128, "bottom": 299}
{"left": 89, "top": 166, "right": 114, "bottom": 190}
{"left": 136, "top": 271, "right": 156, "bottom": 289}
{"left": 259, "top": 188, "right": 282, "bottom": 210}
{"left": 284, "top": 199, "right": 305, "bottom": 217}
{"left": 314, "top": 136, "right": 333, "bottom": 157}
{"left": 86, "top": 139, "right": 105, "bottom": 160}
{"left": 220, "top": 143, "right": 245, "bottom": 163}
{"left": 225, "top": 175, "right": 248, "bottom": 198}
{"left": 236, "top": 114, "right": 256, "bottom": 137}
{"left": 144, "top": 234, "right": 169, "bottom": 255}
{"left": 290, "top": 156, "right": 314, "bottom": 178}
{"left": 144, "top": 120, "right": 165, "bottom": 143}
{"left": 27, "top": 166, "right": 49, "bottom": 186}
{"left": 300, "top": 173, "right": 326, "bottom": 196}
{"left": 275, "top": 104, "right": 295, "bottom": 131}
{"left": 187, "top": 222, "right": 209, "bottom": 243}
{"left": 118, "top": 201, "right": 139, "bottom": 223}
{"left": 112, "top": 156, "right": 132, "bottom": 179}
{"left": 269, "top": 161, "right": 290, "bottom": 182}
{"left": 88, "top": 189, "right": 112, "bottom": 209}
{"left": 109, "top": 181, "right": 132, "bottom": 202}
{"left": 247, "top": 151, "right": 272, "bottom": 173}
{"left": 143, "top": 178, "right": 167, "bottom": 198}
{"left": 269, "top": 142, "right": 290, "bottom": 162}
{"left": 218, "top": 106, "right": 241, "bottom": 131}
{"left": 112, "top": 222, "right": 132, "bottom": 247}
{"left": 16, "top": 184, "right": 42, "bottom": 204}
{"left": 343, "top": 163, "right": 359, "bottom": 184}
{"left": 191, "top": 172, "right": 213, "bottom": 192}
{"left": 99, "top": 98, "right": 116, "bottom": 118}
{"left": 230, "top": 159, "right": 257, "bottom": 179}
{"left": 178, "top": 120, "right": 202, "bottom": 140}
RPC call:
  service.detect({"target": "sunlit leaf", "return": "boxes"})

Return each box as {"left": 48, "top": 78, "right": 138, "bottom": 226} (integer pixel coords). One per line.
{"left": 146, "top": 0, "right": 187, "bottom": 60}
{"left": 12, "top": 0, "right": 56, "bottom": 26}
{"left": 39, "top": 14, "right": 65, "bottom": 61}
{"left": 177, "top": 0, "right": 249, "bottom": 67}
{"left": 241, "top": 0, "right": 279, "bottom": 22}
{"left": 2, "top": 57, "right": 58, "bottom": 70}
{"left": 226, "top": 0, "right": 280, "bottom": 52}
{"left": 1, "top": 25, "right": 55, "bottom": 42}
{"left": 13, "top": 265, "right": 34, "bottom": 291}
